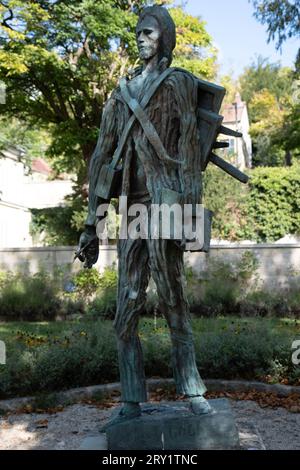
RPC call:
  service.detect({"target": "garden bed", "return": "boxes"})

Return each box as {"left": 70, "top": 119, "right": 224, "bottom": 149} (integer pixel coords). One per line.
{"left": 1, "top": 317, "right": 299, "bottom": 399}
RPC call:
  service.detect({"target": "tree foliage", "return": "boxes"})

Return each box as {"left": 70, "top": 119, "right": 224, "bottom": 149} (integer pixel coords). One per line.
{"left": 0, "top": 1, "right": 218, "bottom": 241}
{"left": 30, "top": 194, "right": 86, "bottom": 246}
{"left": 0, "top": 0, "right": 217, "bottom": 187}
{"left": 0, "top": 0, "right": 142, "bottom": 183}
{"left": 245, "top": 164, "right": 300, "bottom": 242}
{"left": 240, "top": 56, "right": 293, "bottom": 106}
{"left": 239, "top": 57, "right": 298, "bottom": 166}
{"left": 0, "top": 117, "right": 51, "bottom": 161}
{"left": 248, "top": 88, "right": 286, "bottom": 166}
{"left": 251, "top": 0, "right": 300, "bottom": 51}
{"left": 220, "top": 74, "right": 240, "bottom": 105}
{"left": 204, "top": 163, "right": 300, "bottom": 243}
{"left": 203, "top": 165, "right": 249, "bottom": 241}
{"left": 171, "top": 7, "right": 217, "bottom": 77}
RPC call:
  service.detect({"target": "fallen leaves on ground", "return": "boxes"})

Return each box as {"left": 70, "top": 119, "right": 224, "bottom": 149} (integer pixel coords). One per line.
{"left": 15, "top": 404, "right": 65, "bottom": 415}
{"left": 4, "top": 386, "right": 300, "bottom": 417}
{"left": 209, "top": 390, "right": 300, "bottom": 413}
{"left": 80, "top": 390, "right": 121, "bottom": 409}
{"left": 149, "top": 387, "right": 300, "bottom": 413}
{"left": 34, "top": 419, "right": 48, "bottom": 429}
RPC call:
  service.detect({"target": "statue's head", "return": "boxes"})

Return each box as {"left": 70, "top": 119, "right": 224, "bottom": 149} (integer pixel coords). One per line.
{"left": 136, "top": 6, "right": 176, "bottom": 67}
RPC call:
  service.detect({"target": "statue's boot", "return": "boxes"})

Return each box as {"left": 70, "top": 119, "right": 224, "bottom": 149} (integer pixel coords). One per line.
{"left": 100, "top": 402, "right": 141, "bottom": 433}
{"left": 189, "top": 395, "right": 213, "bottom": 415}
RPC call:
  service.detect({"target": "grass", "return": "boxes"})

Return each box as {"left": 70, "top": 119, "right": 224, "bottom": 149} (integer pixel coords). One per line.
{"left": 191, "top": 316, "right": 300, "bottom": 336}
{"left": 0, "top": 316, "right": 299, "bottom": 399}
{"left": 1, "top": 316, "right": 299, "bottom": 342}
{"left": 0, "top": 321, "right": 69, "bottom": 341}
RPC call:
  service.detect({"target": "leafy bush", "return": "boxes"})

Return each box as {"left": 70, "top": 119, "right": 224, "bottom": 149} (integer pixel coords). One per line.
{"left": 0, "top": 271, "right": 61, "bottom": 321}
{"left": 97, "top": 266, "right": 118, "bottom": 291}
{"left": 204, "top": 163, "right": 300, "bottom": 242}
{"left": 30, "top": 163, "right": 300, "bottom": 245}
{"left": 0, "top": 269, "right": 86, "bottom": 320}
{"left": 195, "top": 325, "right": 289, "bottom": 380}
{"left": 88, "top": 289, "right": 117, "bottom": 320}
{"left": 0, "top": 320, "right": 119, "bottom": 397}
{"left": 185, "top": 251, "right": 259, "bottom": 316}
{"left": 84, "top": 253, "right": 300, "bottom": 319}
{"left": 0, "top": 271, "right": 8, "bottom": 290}
{"left": 87, "top": 267, "right": 118, "bottom": 319}
{"left": 30, "top": 207, "right": 79, "bottom": 246}
{"left": 60, "top": 298, "right": 85, "bottom": 317}
{"left": 203, "top": 165, "right": 249, "bottom": 241}
{"left": 73, "top": 268, "right": 102, "bottom": 297}
{"left": 186, "top": 257, "right": 300, "bottom": 319}
{"left": 244, "top": 165, "right": 300, "bottom": 242}
{"left": 1, "top": 247, "right": 299, "bottom": 322}
{"left": 239, "top": 287, "right": 300, "bottom": 318}
{"left": 0, "top": 318, "right": 298, "bottom": 399}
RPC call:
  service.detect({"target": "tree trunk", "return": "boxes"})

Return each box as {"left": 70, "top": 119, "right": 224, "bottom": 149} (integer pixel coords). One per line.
{"left": 79, "top": 143, "right": 95, "bottom": 198}
{"left": 285, "top": 150, "right": 292, "bottom": 167}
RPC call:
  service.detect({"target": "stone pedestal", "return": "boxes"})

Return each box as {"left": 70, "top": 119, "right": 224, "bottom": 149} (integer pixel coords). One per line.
{"left": 106, "top": 399, "right": 240, "bottom": 450}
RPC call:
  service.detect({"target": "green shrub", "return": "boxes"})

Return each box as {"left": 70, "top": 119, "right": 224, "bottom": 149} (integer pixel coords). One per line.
{"left": 73, "top": 268, "right": 102, "bottom": 297}
{"left": 239, "top": 286, "right": 300, "bottom": 318}
{"left": 142, "top": 319, "right": 172, "bottom": 378}
{"left": 30, "top": 195, "right": 86, "bottom": 246}
{"left": 0, "top": 318, "right": 298, "bottom": 398}
{"left": 194, "top": 324, "right": 286, "bottom": 380}
{"left": 0, "top": 269, "right": 88, "bottom": 320}
{"left": 203, "top": 165, "right": 248, "bottom": 241}
{"left": 204, "top": 163, "right": 300, "bottom": 242}
{"left": 284, "top": 288, "right": 300, "bottom": 317}
{"left": 87, "top": 267, "right": 118, "bottom": 319}
{"left": 81, "top": 254, "right": 299, "bottom": 320}
{"left": 60, "top": 298, "right": 85, "bottom": 317}
{"left": 0, "top": 320, "right": 119, "bottom": 397}
{"left": 29, "top": 164, "right": 300, "bottom": 245}
{"left": 88, "top": 289, "right": 117, "bottom": 320}
{"left": 0, "top": 271, "right": 9, "bottom": 290}
{"left": 185, "top": 251, "right": 259, "bottom": 316}
{"left": 98, "top": 266, "right": 118, "bottom": 290}
{"left": 1, "top": 248, "right": 299, "bottom": 322}
{"left": 244, "top": 165, "right": 300, "bottom": 242}
{"left": 0, "top": 271, "right": 61, "bottom": 321}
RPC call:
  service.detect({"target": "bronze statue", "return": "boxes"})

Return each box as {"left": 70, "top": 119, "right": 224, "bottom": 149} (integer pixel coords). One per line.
{"left": 78, "top": 5, "right": 247, "bottom": 429}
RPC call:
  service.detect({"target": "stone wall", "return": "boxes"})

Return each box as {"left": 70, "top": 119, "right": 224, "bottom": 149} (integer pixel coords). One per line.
{"left": 0, "top": 243, "right": 299, "bottom": 289}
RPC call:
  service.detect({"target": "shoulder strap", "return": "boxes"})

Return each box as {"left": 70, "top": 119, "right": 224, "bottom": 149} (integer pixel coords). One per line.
{"left": 110, "top": 67, "right": 175, "bottom": 169}
{"left": 119, "top": 78, "right": 181, "bottom": 166}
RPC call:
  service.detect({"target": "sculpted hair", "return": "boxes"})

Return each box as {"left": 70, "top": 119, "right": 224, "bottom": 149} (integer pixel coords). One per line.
{"left": 137, "top": 6, "right": 176, "bottom": 67}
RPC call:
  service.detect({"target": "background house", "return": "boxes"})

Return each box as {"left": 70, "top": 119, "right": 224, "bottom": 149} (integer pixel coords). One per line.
{"left": 221, "top": 92, "right": 252, "bottom": 170}
{"left": 0, "top": 146, "right": 73, "bottom": 247}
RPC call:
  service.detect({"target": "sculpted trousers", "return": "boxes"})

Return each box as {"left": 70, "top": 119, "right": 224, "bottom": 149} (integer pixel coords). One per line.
{"left": 114, "top": 236, "right": 206, "bottom": 403}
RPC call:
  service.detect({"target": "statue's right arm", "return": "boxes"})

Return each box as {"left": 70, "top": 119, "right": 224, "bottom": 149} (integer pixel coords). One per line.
{"left": 85, "top": 95, "right": 119, "bottom": 227}
{"left": 78, "top": 95, "right": 118, "bottom": 268}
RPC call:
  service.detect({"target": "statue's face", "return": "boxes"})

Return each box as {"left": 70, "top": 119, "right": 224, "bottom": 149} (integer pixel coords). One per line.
{"left": 136, "top": 16, "right": 161, "bottom": 61}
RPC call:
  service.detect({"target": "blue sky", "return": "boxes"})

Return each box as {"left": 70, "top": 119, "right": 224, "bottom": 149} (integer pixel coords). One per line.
{"left": 184, "top": 0, "right": 299, "bottom": 77}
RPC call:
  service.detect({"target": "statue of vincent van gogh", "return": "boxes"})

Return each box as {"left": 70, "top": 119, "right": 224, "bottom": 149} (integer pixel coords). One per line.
{"left": 77, "top": 5, "right": 247, "bottom": 429}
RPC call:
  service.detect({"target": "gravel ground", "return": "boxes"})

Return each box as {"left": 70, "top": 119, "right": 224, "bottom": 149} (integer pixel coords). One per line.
{"left": 0, "top": 400, "right": 299, "bottom": 450}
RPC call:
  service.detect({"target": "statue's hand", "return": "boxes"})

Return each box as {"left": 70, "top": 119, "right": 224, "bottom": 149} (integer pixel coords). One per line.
{"left": 77, "top": 226, "right": 99, "bottom": 269}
